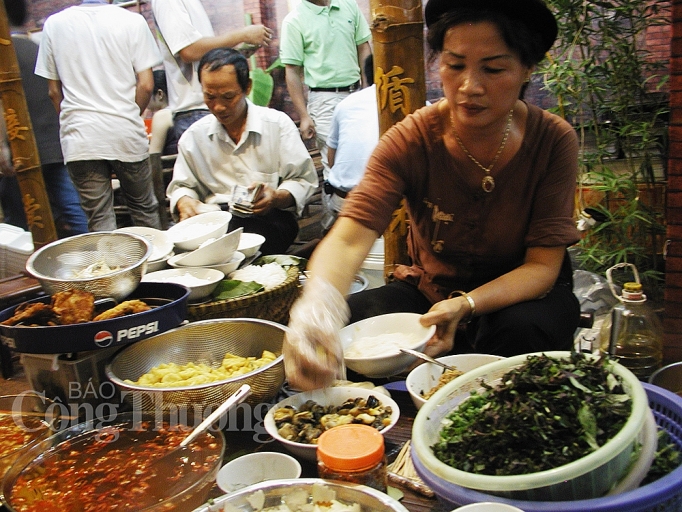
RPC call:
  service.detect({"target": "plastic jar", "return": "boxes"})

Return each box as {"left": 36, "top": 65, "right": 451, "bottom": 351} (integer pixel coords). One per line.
{"left": 317, "top": 424, "right": 387, "bottom": 492}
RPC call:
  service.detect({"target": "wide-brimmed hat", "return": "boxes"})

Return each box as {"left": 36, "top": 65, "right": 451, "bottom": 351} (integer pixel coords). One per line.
{"left": 424, "top": 0, "right": 558, "bottom": 54}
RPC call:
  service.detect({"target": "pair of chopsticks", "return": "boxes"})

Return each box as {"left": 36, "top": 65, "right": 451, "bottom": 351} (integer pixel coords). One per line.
{"left": 388, "top": 440, "right": 434, "bottom": 497}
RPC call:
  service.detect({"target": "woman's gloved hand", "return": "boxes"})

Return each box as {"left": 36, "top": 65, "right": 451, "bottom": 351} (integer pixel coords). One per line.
{"left": 283, "top": 278, "right": 349, "bottom": 390}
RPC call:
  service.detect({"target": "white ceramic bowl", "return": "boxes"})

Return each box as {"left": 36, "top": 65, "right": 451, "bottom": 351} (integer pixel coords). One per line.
{"left": 217, "top": 452, "right": 302, "bottom": 494}
{"left": 339, "top": 313, "right": 436, "bottom": 378}
{"left": 406, "top": 354, "right": 505, "bottom": 410}
{"left": 168, "top": 251, "right": 245, "bottom": 274}
{"left": 171, "top": 227, "right": 242, "bottom": 267}
{"left": 455, "top": 504, "right": 525, "bottom": 512}
{"left": 114, "top": 226, "right": 174, "bottom": 263}
{"left": 166, "top": 211, "right": 232, "bottom": 251}
{"left": 146, "top": 251, "right": 173, "bottom": 272}
{"left": 142, "top": 267, "right": 224, "bottom": 301}
{"left": 263, "top": 386, "right": 400, "bottom": 461}
{"left": 237, "top": 232, "right": 266, "bottom": 257}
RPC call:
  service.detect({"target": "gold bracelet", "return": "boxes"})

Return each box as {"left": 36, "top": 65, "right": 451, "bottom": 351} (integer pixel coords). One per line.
{"left": 448, "top": 290, "right": 476, "bottom": 322}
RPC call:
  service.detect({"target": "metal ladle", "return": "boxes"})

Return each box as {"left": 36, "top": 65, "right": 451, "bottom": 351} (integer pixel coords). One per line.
{"left": 400, "top": 348, "right": 457, "bottom": 371}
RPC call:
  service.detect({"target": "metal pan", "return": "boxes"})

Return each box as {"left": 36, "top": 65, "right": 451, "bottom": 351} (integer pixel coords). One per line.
{"left": 0, "top": 282, "right": 189, "bottom": 354}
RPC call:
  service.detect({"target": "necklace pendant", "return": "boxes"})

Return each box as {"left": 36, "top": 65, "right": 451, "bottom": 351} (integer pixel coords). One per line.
{"left": 482, "top": 175, "right": 495, "bottom": 193}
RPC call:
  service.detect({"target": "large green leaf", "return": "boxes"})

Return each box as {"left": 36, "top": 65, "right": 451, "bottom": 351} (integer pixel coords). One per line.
{"left": 249, "top": 68, "right": 274, "bottom": 107}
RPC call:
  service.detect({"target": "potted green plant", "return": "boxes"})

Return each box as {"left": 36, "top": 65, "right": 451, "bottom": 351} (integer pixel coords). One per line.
{"left": 540, "top": 0, "right": 670, "bottom": 297}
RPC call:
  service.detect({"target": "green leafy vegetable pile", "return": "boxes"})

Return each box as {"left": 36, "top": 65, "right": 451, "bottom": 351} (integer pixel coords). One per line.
{"left": 432, "top": 353, "right": 632, "bottom": 476}
{"left": 641, "top": 430, "right": 682, "bottom": 485}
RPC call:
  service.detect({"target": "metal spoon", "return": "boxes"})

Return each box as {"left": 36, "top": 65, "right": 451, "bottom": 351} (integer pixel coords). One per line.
{"left": 400, "top": 348, "right": 457, "bottom": 371}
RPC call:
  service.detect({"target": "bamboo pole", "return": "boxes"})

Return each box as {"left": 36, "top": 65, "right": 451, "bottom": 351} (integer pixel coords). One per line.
{"left": 369, "top": 0, "right": 426, "bottom": 279}
{"left": 0, "top": 0, "right": 56, "bottom": 249}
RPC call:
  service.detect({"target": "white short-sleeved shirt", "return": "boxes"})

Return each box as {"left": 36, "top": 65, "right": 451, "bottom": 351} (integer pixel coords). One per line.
{"left": 326, "top": 85, "right": 379, "bottom": 191}
{"left": 151, "top": 0, "right": 214, "bottom": 114}
{"left": 167, "top": 100, "right": 319, "bottom": 216}
{"left": 35, "top": 5, "right": 161, "bottom": 162}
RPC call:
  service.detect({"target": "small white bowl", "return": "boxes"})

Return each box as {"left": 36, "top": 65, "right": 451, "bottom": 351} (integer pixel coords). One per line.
{"left": 264, "top": 386, "right": 400, "bottom": 461}
{"left": 339, "top": 313, "right": 436, "bottom": 378}
{"left": 167, "top": 211, "right": 232, "bottom": 251}
{"left": 142, "top": 267, "right": 224, "bottom": 301}
{"left": 406, "top": 354, "right": 505, "bottom": 410}
{"left": 237, "top": 232, "right": 265, "bottom": 257}
{"left": 171, "top": 227, "right": 242, "bottom": 267}
{"left": 217, "top": 452, "right": 301, "bottom": 494}
{"left": 455, "top": 503, "right": 525, "bottom": 512}
{"left": 114, "top": 226, "right": 173, "bottom": 262}
{"left": 146, "top": 251, "right": 173, "bottom": 272}
{"left": 168, "top": 251, "right": 245, "bottom": 274}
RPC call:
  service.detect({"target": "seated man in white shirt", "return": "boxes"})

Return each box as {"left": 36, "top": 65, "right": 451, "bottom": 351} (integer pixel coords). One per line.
{"left": 167, "top": 48, "right": 318, "bottom": 255}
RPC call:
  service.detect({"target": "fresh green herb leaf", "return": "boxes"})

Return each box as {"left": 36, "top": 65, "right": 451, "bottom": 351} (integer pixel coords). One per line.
{"left": 431, "top": 353, "right": 632, "bottom": 476}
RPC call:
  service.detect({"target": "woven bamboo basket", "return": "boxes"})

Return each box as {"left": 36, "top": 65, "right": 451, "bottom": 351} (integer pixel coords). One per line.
{"left": 187, "top": 265, "right": 301, "bottom": 324}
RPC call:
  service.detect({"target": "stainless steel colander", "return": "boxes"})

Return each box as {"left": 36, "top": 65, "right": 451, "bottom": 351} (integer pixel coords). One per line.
{"left": 25, "top": 231, "right": 152, "bottom": 301}
{"left": 106, "top": 318, "right": 286, "bottom": 412}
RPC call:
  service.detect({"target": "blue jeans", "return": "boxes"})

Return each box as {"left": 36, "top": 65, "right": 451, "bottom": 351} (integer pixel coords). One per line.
{"left": 67, "top": 159, "right": 161, "bottom": 231}
{"left": 0, "top": 163, "right": 88, "bottom": 238}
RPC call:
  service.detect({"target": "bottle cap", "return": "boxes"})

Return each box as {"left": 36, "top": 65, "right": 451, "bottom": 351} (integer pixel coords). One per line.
{"left": 317, "top": 424, "right": 385, "bottom": 472}
{"left": 622, "top": 282, "right": 645, "bottom": 301}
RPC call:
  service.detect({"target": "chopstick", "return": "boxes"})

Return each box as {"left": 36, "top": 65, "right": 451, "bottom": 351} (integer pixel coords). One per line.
{"left": 387, "top": 440, "right": 434, "bottom": 497}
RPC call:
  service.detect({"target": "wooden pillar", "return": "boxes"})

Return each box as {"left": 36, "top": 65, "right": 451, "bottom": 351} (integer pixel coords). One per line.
{"left": 0, "top": 0, "right": 56, "bottom": 249}
{"left": 369, "top": 0, "right": 426, "bottom": 279}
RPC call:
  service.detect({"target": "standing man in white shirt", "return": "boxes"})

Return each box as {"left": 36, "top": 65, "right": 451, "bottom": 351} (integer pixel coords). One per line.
{"left": 36, "top": 0, "right": 162, "bottom": 231}
{"left": 323, "top": 55, "right": 378, "bottom": 231}
{"left": 152, "top": 0, "right": 273, "bottom": 144}
{"left": 166, "top": 48, "right": 318, "bottom": 255}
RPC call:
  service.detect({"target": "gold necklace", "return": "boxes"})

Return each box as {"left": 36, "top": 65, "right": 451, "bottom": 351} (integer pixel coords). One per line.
{"left": 451, "top": 109, "right": 514, "bottom": 193}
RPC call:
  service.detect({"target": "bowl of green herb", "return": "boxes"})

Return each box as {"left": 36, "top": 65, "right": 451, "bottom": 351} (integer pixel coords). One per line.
{"left": 411, "top": 351, "right": 650, "bottom": 502}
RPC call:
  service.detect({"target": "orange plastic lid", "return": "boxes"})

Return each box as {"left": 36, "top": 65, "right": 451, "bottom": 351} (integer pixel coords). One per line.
{"left": 317, "top": 424, "right": 385, "bottom": 472}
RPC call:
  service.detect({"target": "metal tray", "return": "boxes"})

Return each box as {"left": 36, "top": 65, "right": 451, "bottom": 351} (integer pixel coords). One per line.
{"left": 0, "top": 282, "right": 189, "bottom": 354}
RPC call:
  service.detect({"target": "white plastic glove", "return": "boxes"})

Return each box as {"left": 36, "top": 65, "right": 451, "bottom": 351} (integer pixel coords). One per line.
{"left": 284, "top": 278, "right": 350, "bottom": 390}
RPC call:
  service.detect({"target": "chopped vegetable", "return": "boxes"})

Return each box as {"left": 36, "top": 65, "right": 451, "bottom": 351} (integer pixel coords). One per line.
{"left": 432, "top": 353, "right": 632, "bottom": 476}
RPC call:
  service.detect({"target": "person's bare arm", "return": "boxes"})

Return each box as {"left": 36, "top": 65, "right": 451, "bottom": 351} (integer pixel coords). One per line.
{"left": 135, "top": 68, "right": 155, "bottom": 114}
{"left": 178, "top": 25, "right": 273, "bottom": 63}
{"left": 357, "top": 42, "right": 372, "bottom": 88}
{"left": 285, "top": 64, "right": 315, "bottom": 140}
{"left": 149, "top": 109, "right": 173, "bottom": 155}
{"left": 420, "top": 245, "right": 567, "bottom": 356}
{"left": 327, "top": 147, "right": 337, "bottom": 168}
{"left": 308, "top": 217, "right": 379, "bottom": 296}
{"left": 47, "top": 79, "right": 63, "bottom": 114}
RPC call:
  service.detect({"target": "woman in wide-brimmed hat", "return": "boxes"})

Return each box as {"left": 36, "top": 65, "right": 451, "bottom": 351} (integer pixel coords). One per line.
{"left": 284, "top": 0, "right": 581, "bottom": 390}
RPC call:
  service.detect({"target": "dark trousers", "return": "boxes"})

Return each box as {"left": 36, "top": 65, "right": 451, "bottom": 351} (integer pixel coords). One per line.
{"left": 229, "top": 209, "right": 299, "bottom": 256}
{"left": 347, "top": 279, "right": 580, "bottom": 357}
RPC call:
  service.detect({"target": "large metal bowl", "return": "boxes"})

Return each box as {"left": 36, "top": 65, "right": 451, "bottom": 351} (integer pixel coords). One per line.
{"left": 192, "top": 478, "right": 410, "bottom": 512}
{"left": 0, "top": 393, "right": 56, "bottom": 483}
{"left": 106, "top": 318, "right": 286, "bottom": 414}
{"left": 25, "top": 231, "right": 152, "bottom": 301}
{"left": 1, "top": 412, "right": 224, "bottom": 512}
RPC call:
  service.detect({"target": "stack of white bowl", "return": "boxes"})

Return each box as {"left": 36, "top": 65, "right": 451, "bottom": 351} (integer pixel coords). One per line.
{"left": 167, "top": 226, "right": 245, "bottom": 274}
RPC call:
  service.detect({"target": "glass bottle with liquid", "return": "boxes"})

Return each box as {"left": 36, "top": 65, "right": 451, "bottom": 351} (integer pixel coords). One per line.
{"left": 600, "top": 264, "right": 663, "bottom": 380}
